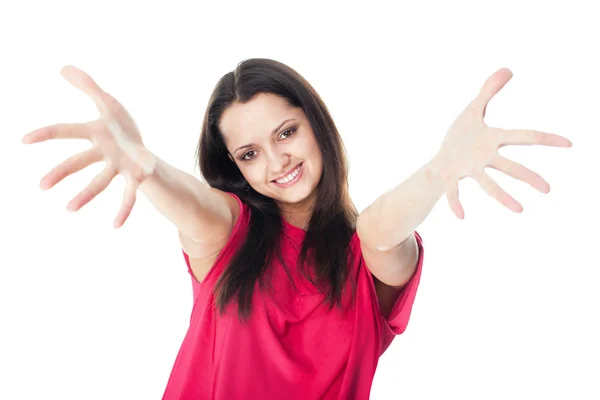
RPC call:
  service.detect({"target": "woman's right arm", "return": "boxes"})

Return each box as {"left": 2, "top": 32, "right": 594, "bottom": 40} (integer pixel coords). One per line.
{"left": 21, "top": 66, "right": 238, "bottom": 259}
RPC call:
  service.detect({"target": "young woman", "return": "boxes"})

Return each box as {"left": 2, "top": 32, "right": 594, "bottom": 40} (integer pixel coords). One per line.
{"left": 21, "top": 59, "right": 572, "bottom": 399}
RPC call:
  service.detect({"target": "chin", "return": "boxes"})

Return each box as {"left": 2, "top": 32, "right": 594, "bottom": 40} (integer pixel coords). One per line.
{"left": 270, "top": 183, "right": 313, "bottom": 204}
{"left": 281, "top": 189, "right": 316, "bottom": 205}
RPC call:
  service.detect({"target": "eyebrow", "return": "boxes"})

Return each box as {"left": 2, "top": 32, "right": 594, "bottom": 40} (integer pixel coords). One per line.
{"left": 233, "top": 118, "right": 296, "bottom": 154}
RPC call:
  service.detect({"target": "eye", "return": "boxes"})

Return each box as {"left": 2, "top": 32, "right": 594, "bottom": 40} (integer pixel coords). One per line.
{"left": 279, "top": 128, "right": 296, "bottom": 140}
{"left": 240, "top": 150, "right": 256, "bottom": 161}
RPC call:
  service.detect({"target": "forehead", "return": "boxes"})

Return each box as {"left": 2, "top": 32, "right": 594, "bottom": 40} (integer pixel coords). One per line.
{"left": 219, "top": 93, "right": 300, "bottom": 144}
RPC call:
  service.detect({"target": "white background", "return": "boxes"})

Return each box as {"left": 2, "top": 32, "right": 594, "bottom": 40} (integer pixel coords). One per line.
{"left": 1, "top": 1, "right": 599, "bottom": 399}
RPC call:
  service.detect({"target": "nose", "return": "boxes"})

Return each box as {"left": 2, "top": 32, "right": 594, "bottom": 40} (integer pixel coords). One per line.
{"left": 266, "top": 149, "right": 291, "bottom": 179}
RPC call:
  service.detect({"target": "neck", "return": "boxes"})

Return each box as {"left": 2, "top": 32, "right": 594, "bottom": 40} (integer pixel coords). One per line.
{"left": 277, "top": 192, "right": 316, "bottom": 230}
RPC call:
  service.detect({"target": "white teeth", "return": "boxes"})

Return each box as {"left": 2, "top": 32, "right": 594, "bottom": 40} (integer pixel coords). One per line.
{"left": 276, "top": 165, "right": 301, "bottom": 184}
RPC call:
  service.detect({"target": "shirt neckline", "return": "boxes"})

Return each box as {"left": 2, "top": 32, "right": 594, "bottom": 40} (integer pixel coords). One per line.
{"left": 282, "top": 217, "right": 307, "bottom": 238}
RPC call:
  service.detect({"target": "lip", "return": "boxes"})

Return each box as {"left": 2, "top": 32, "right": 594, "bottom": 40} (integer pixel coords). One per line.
{"left": 272, "top": 163, "right": 303, "bottom": 187}
{"left": 272, "top": 163, "right": 302, "bottom": 182}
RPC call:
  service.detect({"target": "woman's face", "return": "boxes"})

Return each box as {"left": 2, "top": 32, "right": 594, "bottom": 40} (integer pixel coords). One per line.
{"left": 219, "top": 93, "right": 323, "bottom": 210}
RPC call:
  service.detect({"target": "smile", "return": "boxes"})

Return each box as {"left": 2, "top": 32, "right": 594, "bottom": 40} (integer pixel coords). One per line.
{"left": 272, "top": 163, "right": 303, "bottom": 188}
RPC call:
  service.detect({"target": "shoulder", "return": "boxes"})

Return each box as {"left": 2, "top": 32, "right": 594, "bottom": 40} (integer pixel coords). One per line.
{"left": 204, "top": 188, "right": 251, "bottom": 235}
{"left": 183, "top": 191, "right": 251, "bottom": 283}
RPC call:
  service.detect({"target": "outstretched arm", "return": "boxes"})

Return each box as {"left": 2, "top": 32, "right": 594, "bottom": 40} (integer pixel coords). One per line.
{"left": 356, "top": 68, "right": 572, "bottom": 288}
{"left": 22, "top": 65, "right": 235, "bottom": 246}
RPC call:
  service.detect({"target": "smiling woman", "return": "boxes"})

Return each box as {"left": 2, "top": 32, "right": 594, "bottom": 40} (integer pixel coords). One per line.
{"left": 165, "top": 59, "right": 427, "bottom": 399}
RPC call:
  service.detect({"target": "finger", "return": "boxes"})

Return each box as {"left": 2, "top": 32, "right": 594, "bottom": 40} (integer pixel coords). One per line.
{"left": 474, "top": 171, "right": 523, "bottom": 213}
{"left": 498, "top": 129, "right": 573, "bottom": 147}
{"left": 40, "top": 148, "right": 103, "bottom": 190}
{"left": 60, "top": 65, "right": 112, "bottom": 113}
{"left": 22, "top": 122, "right": 91, "bottom": 144}
{"left": 66, "top": 166, "right": 117, "bottom": 211}
{"left": 446, "top": 184, "right": 465, "bottom": 219}
{"left": 489, "top": 155, "right": 550, "bottom": 194}
{"left": 113, "top": 180, "right": 137, "bottom": 229}
{"left": 469, "top": 68, "right": 513, "bottom": 117}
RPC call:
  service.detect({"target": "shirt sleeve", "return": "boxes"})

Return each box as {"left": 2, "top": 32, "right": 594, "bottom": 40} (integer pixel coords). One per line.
{"left": 181, "top": 192, "right": 249, "bottom": 301}
{"left": 365, "top": 231, "right": 423, "bottom": 355}
{"left": 384, "top": 231, "right": 424, "bottom": 336}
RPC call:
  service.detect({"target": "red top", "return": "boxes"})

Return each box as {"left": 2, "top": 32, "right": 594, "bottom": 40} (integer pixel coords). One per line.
{"left": 162, "top": 193, "right": 424, "bottom": 399}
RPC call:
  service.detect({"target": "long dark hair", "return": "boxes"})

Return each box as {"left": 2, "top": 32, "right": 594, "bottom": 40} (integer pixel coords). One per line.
{"left": 196, "top": 58, "right": 358, "bottom": 323}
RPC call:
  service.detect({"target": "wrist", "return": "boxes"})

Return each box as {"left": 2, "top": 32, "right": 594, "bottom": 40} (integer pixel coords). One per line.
{"left": 136, "top": 145, "right": 157, "bottom": 176}
{"left": 423, "top": 156, "right": 448, "bottom": 191}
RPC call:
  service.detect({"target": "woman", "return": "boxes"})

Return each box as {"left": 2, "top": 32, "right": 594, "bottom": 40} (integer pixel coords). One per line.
{"left": 21, "top": 59, "right": 572, "bottom": 399}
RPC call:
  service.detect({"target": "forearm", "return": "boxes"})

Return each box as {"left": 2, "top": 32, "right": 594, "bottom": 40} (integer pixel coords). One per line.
{"left": 357, "top": 157, "right": 446, "bottom": 251}
{"left": 137, "top": 149, "right": 231, "bottom": 243}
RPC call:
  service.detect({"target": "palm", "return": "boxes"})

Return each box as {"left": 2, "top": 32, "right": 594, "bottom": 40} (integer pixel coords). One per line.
{"left": 434, "top": 68, "right": 573, "bottom": 219}
{"left": 21, "top": 65, "right": 155, "bottom": 228}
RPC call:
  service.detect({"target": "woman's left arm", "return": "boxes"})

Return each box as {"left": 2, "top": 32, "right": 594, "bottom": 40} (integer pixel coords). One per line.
{"left": 357, "top": 67, "right": 573, "bottom": 288}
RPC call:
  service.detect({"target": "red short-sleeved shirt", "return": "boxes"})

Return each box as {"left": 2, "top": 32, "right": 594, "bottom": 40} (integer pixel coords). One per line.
{"left": 162, "top": 193, "right": 424, "bottom": 399}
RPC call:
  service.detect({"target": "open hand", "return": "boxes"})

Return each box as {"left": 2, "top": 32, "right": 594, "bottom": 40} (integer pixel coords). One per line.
{"left": 432, "top": 67, "right": 573, "bottom": 219}
{"left": 21, "top": 66, "right": 156, "bottom": 228}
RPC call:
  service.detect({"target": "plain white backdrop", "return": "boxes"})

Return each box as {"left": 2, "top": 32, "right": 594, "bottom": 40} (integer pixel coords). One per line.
{"left": 1, "top": 1, "right": 598, "bottom": 399}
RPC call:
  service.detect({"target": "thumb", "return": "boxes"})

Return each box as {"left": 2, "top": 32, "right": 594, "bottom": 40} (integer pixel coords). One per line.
{"left": 60, "top": 65, "right": 112, "bottom": 113}
{"left": 470, "top": 67, "right": 513, "bottom": 116}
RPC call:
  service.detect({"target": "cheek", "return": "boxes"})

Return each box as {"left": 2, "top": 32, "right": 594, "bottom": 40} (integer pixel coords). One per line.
{"left": 307, "top": 140, "right": 323, "bottom": 167}
{"left": 239, "top": 164, "right": 266, "bottom": 184}
{"left": 301, "top": 132, "right": 321, "bottom": 158}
